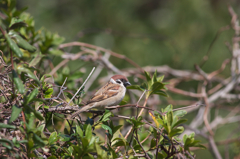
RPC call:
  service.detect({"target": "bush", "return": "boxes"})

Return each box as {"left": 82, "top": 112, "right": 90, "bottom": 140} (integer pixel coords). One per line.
{"left": 0, "top": 1, "right": 205, "bottom": 158}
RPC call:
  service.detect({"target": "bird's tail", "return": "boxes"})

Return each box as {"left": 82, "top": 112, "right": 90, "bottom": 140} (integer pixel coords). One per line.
{"left": 69, "top": 105, "right": 92, "bottom": 119}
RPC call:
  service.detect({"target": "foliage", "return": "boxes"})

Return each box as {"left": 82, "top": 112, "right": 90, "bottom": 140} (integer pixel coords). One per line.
{"left": 0, "top": 1, "right": 205, "bottom": 158}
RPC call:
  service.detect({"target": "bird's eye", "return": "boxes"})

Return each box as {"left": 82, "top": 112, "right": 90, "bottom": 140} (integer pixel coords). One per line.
{"left": 116, "top": 80, "right": 121, "bottom": 84}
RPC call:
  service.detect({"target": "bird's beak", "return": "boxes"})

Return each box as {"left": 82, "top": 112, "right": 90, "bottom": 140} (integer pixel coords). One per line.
{"left": 124, "top": 81, "right": 131, "bottom": 87}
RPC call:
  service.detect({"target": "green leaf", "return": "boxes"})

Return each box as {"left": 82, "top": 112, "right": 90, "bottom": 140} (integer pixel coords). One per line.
{"left": 172, "top": 119, "right": 187, "bottom": 128}
{"left": 49, "top": 132, "right": 59, "bottom": 145}
{"left": 152, "top": 70, "right": 158, "bottom": 83}
{"left": 5, "top": 33, "right": 23, "bottom": 58}
{"left": 0, "top": 123, "right": 16, "bottom": 129}
{"left": 33, "top": 133, "right": 45, "bottom": 147}
{"left": 112, "top": 138, "right": 127, "bottom": 148}
{"left": 9, "top": 31, "right": 36, "bottom": 53}
{"left": 9, "top": 105, "right": 22, "bottom": 123}
{"left": 112, "top": 125, "right": 122, "bottom": 135}
{"left": 40, "top": 74, "right": 52, "bottom": 82}
{"left": 85, "top": 124, "right": 92, "bottom": 141}
{"left": 173, "top": 110, "right": 187, "bottom": 117}
{"left": 108, "top": 143, "right": 118, "bottom": 158}
{"left": 81, "top": 137, "right": 89, "bottom": 151}
{"left": 29, "top": 53, "right": 44, "bottom": 67}
{"left": 150, "top": 82, "right": 164, "bottom": 95}
{"left": 44, "top": 87, "right": 53, "bottom": 98}
{"left": 26, "top": 88, "right": 39, "bottom": 104}
{"left": 36, "top": 124, "right": 45, "bottom": 133}
{"left": 157, "top": 75, "right": 165, "bottom": 82}
{"left": 150, "top": 138, "right": 157, "bottom": 149}
{"left": 163, "top": 105, "right": 172, "bottom": 113}
{"left": 9, "top": 17, "right": 27, "bottom": 30}
{"left": 76, "top": 125, "right": 83, "bottom": 137}
{"left": 169, "top": 126, "right": 184, "bottom": 137}
{"left": 12, "top": 69, "right": 25, "bottom": 94}
{"left": 99, "top": 110, "right": 113, "bottom": 122}
{"left": 0, "top": 139, "right": 14, "bottom": 149}
{"left": 154, "top": 90, "right": 168, "bottom": 97}
{"left": 33, "top": 109, "right": 44, "bottom": 121}
{"left": 49, "top": 49, "right": 64, "bottom": 56}
{"left": 167, "top": 111, "right": 173, "bottom": 134}
{"left": 144, "top": 71, "right": 151, "bottom": 85}
{"left": 17, "top": 65, "right": 39, "bottom": 84}
{"left": 101, "top": 124, "right": 112, "bottom": 135}
{"left": 127, "top": 85, "right": 144, "bottom": 91}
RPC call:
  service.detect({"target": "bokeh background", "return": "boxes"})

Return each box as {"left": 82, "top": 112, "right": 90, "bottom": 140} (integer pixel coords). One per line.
{"left": 17, "top": 0, "right": 240, "bottom": 158}
{"left": 18, "top": 0, "right": 239, "bottom": 72}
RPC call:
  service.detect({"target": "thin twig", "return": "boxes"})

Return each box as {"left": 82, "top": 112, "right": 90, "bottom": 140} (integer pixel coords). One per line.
{"left": 68, "top": 67, "right": 95, "bottom": 105}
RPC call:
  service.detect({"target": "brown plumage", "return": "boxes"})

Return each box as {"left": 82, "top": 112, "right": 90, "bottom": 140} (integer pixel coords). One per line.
{"left": 69, "top": 75, "right": 131, "bottom": 119}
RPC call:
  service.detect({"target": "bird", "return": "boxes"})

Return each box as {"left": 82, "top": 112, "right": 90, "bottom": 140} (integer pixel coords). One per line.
{"left": 69, "top": 75, "right": 131, "bottom": 119}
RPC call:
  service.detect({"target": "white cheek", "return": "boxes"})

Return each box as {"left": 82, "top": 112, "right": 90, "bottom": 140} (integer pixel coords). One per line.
{"left": 110, "top": 78, "right": 116, "bottom": 84}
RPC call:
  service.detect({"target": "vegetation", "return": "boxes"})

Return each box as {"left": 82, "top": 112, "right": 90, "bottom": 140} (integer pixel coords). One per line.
{"left": 1, "top": 0, "right": 240, "bottom": 159}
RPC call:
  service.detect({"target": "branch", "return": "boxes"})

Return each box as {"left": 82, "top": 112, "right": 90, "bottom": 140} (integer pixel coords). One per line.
{"left": 67, "top": 67, "right": 95, "bottom": 105}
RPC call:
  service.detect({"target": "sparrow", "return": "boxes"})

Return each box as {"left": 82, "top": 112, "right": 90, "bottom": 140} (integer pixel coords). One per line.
{"left": 69, "top": 75, "right": 131, "bottom": 119}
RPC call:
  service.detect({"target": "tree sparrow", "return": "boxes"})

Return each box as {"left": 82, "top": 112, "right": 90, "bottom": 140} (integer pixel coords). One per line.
{"left": 70, "top": 75, "right": 131, "bottom": 119}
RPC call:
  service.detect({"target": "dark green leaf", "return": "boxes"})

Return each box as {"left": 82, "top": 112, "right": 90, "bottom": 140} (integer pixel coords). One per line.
{"left": 0, "top": 123, "right": 16, "bottom": 129}
{"left": 9, "top": 17, "right": 26, "bottom": 29}
{"left": 9, "top": 31, "right": 36, "bottom": 52}
{"left": 169, "top": 126, "right": 184, "bottom": 137}
{"left": 112, "top": 125, "right": 122, "bottom": 134}
{"left": 0, "top": 139, "right": 14, "bottom": 149}
{"left": 12, "top": 69, "right": 25, "bottom": 94}
{"left": 33, "top": 133, "right": 45, "bottom": 147}
{"left": 108, "top": 143, "right": 118, "bottom": 158}
{"left": 9, "top": 105, "right": 22, "bottom": 123}
{"left": 112, "top": 138, "right": 127, "bottom": 148}
{"left": 154, "top": 90, "right": 168, "bottom": 97}
{"left": 172, "top": 119, "right": 187, "bottom": 128}
{"left": 5, "top": 33, "right": 23, "bottom": 58}
{"left": 85, "top": 118, "right": 94, "bottom": 125}
{"left": 26, "top": 88, "right": 39, "bottom": 104}
{"left": 33, "top": 109, "right": 44, "bottom": 121}
{"left": 144, "top": 71, "right": 151, "bottom": 84}
{"left": 150, "top": 82, "right": 164, "bottom": 95}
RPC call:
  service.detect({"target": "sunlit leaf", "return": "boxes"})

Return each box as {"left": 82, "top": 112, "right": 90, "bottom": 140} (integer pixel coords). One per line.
{"left": 149, "top": 111, "right": 160, "bottom": 128}
{"left": 85, "top": 124, "right": 92, "bottom": 141}
{"left": 49, "top": 132, "right": 59, "bottom": 145}
{"left": 101, "top": 124, "right": 112, "bottom": 136}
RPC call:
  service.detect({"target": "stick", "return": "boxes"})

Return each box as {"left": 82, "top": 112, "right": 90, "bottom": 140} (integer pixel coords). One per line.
{"left": 68, "top": 67, "right": 95, "bottom": 105}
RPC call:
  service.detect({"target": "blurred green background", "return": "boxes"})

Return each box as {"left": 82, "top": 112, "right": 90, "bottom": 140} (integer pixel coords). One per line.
{"left": 17, "top": 1, "right": 240, "bottom": 158}
{"left": 18, "top": 0, "right": 239, "bottom": 73}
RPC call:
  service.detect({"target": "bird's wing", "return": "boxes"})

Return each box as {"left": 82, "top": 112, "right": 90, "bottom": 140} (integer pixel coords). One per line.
{"left": 86, "top": 83, "right": 120, "bottom": 104}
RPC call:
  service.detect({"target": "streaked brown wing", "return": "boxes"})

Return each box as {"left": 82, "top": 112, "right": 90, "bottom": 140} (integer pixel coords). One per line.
{"left": 86, "top": 84, "right": 119, "bottom": 104}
